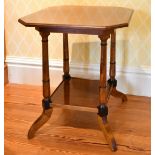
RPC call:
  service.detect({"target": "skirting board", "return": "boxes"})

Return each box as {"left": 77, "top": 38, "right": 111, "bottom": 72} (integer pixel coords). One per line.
{"left": 6, "top": 56, "right": 151, "bottom": 97}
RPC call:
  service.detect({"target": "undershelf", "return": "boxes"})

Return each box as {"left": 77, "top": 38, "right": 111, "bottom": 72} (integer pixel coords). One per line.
{"left": 51, "top": 77, "right": 99, "bottom": 109}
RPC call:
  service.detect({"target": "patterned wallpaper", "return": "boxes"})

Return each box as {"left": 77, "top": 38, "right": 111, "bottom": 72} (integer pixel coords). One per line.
{"left": 4, "top": 0, "right": 150, "bottom": 68}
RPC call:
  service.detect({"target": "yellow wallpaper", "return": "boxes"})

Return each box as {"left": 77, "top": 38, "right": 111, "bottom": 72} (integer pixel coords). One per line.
{"left": 4, "top": 0, "right": 150, "bottom": 67}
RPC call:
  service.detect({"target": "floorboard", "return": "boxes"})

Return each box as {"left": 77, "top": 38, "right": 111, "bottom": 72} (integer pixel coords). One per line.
{"left": 4, "top": 84, "right": 151, "bottom": 155}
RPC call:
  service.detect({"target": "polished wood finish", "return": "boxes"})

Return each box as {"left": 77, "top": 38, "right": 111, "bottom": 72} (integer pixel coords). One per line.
{"left": 18, "top": 6, "right": 133, "bottom": 28}
{"left": 18, "top": 6, "right": 133, "bottom": 151}
{"left": 98, "top": 33, "right": 117, "bottom": 151}
{"left": 111, "top": 87, "right": 127, "bottom": 102}
{"left": 109, "top": 30, "right": 127, "bottom": 102}
{"left": 97, "top": 116, "right": 117, "bottom": 151}
{"left": 40, "top": 31, "right": 51, "bottom": 99}
{"left": 50, "top": 77, "right": 126, "bottom": 110}
{"left": 4, "top": 33, "right": 8, "bottom": 85}
{"left": 51, "top": 78, "right": 99, "bottom": 108}
{"left": 63, "top": 33, "right": 70, "bottom": 79}
{"left": 4, "top": 63, "right": 8, "bottom": 85}
{"left": 98, "top": 33, "right": 110, "bottom": 104}
{"left": 18, "top": 6, "right": 133, "bottom": 35}
{"left": 28, "top": 31, "right": 53, "bottom": 139}
{"left": 4, "top": 84, "right": 151, "bottom": 155}
{"left": 109, "top": 30, "right": 116, "bottom": 80}
{"left": 28, "top": 108, "right": 53, "bottom": 139}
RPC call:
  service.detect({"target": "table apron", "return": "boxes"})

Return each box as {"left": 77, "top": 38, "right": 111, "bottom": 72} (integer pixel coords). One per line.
{"left": 35, "top": 27, "right": 115, "bottom": 35}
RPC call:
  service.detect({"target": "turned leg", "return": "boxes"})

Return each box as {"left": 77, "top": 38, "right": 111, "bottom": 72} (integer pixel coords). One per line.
{"left": 28, "top": 31, "right": 53, "bottom": 139}
{"left": 108, "top": 30, "right": 127, "bottom": 102}
{"left": 98, "top": 34, "right": 117, "bottom": 151}
{"left": 63, "top": 33, "right": 70, "bottom": 80}
{"left": 63, "top": 33, "right": 70, "bottom": 105}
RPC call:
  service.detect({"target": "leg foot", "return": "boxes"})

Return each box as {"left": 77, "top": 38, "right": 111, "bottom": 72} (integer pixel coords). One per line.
{"left": 28, "top": 108, "right": 53, "bottom": 139}
{"left": 98, "top": 34, "right": 116, "bottom": 151}
{"left": 108, "top": 31, "right": 127, "bottom": 103}
{"left": 97, "top": 105, "right": 117, "bottom": 151}
{"left": 111, "top": 87, "right": 127, "bottom": 102}
{"left": 28, "top": 31, "right": 53, "bottom": 139}
{"left": 97, "top": 115, "right": 117, "bottom": 151}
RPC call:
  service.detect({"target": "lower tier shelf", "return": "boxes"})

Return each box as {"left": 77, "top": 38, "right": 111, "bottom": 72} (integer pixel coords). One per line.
{"left": 51, "top": 77, "right": 99, "bottom": 109}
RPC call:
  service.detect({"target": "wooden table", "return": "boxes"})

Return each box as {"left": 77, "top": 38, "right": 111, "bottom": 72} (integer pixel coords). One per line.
{"left": 18, "top": 6, "right": 133, "bottom": 152}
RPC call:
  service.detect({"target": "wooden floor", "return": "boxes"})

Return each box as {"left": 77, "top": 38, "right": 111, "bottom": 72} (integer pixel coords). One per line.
{"left": 4, "top": 84, "right": 151, "bottom": 155}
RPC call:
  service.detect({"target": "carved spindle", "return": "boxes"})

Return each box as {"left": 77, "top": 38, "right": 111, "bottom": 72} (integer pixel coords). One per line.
{"left": 98, "top": 34, "right": 110, "bottom": 104}
{"left": 63, "top": 33, "right": 70, "bottom": 79}
{"left": 109, "top": 30, "right": 127, "bottom": 102}
{"left": 109, "top": 30, "right": 116, "bottom": 80}
{"left": 28, "top": 31, "right": 53, "bottom": 139}
{"left": 98, "top": 33, "right": 117, "bottom": 152}
{"left": 40, "top": 31, "right": 52, "bottom": 108}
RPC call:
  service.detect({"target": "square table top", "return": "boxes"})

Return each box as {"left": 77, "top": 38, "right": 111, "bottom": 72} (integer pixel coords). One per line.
{"left": 18, "top": 6, "right": 133, "bottom": 34}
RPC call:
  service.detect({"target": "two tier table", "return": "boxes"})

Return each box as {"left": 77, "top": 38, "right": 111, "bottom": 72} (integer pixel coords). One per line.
{"left": 18, "top": 6, "right": 133, "bottom": 151}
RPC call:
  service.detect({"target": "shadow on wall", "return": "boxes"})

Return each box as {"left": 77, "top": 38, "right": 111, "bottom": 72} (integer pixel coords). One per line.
{"left": 71, "top": 41, "right": 100, "bottom": 67}
{"left": 70, "top": 41, "right": 100, "bottom": 78}
{"left": 70, "top": 39, "right": 130, "bottom": 66}
{"left": 70, "top": 39, "right": 135, "bottom": 94}
{"left": 70, "top": 39, "right": 129, "bottom": 66}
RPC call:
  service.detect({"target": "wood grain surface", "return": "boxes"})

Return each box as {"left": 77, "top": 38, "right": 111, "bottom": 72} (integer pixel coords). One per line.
{"left": 5, "top": 84, "right": 150, "bottom": 155}
{"left": 51, "top": 78, "right": 99, "bottom": 108}
{"left": 18, "top": 6, "right": 133, "bottom": 30}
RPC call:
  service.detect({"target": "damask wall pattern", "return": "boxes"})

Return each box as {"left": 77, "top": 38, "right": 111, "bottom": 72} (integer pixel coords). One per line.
{"left": 4, "top": 0, "right": 150, "bottom": 68}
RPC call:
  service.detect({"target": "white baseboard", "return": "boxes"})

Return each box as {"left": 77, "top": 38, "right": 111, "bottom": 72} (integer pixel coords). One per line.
{"left": 6, "top": 56, "right": 151, "bottom": 97}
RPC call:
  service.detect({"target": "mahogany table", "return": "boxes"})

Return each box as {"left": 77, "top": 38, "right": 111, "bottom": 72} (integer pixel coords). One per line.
{"left": 18, "top": 6, "right": 133, "bottom": 151}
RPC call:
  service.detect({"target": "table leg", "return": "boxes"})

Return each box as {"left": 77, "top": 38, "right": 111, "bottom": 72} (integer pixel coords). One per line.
{"left": 63, "top": 33, "right": 70, "bottom": 105}
{"left": 63, "top": 33, "right": 70, "bottom": 80}
{"left": 98, "top": 34, "right": 117, "bottom": 151}
{"left": 108, "top": 30, "right": 127, "bottom": 102}
{"left": 28, "top": 31, "right": 53, "bottom": 139}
